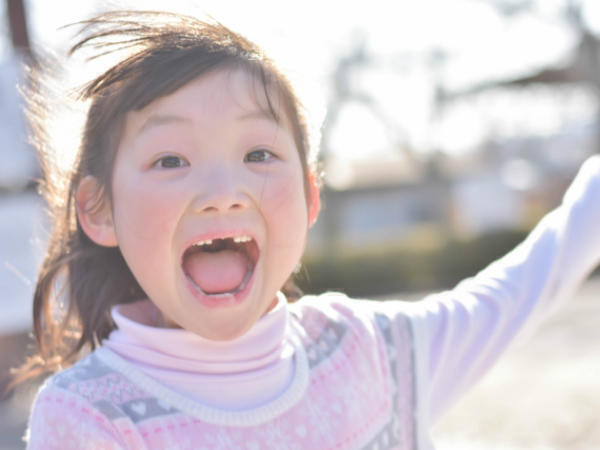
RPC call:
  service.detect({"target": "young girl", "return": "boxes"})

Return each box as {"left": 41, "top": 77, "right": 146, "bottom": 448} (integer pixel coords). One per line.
{"left": 20, "top": 10, "right": 600, "bottom": 450}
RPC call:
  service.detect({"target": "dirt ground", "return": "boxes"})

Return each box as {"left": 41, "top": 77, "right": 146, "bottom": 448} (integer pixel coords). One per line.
{"left": 1, "top": 279, "right": 599, "bottom": 449}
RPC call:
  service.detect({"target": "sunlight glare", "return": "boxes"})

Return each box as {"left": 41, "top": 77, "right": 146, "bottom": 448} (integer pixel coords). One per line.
{"left": 328, "top": 103, "right": 390, "bottom": 159}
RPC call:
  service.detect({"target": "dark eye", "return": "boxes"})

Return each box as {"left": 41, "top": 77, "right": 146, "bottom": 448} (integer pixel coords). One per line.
{"left": 153, "top": 155, "right": 189, "bottom": 169}
{"left": 245, "top": 149, "right": 276, "bottom": 163}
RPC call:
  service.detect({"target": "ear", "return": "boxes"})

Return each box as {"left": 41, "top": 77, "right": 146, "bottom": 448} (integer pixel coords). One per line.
{"left": 75, "top": 176, "right": 118, "bottom": 247}
{"left": 307, "top": 173, "right": 321, "bottom": 228}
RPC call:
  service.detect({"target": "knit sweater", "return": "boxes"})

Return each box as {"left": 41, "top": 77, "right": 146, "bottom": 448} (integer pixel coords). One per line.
{"left": 26, "top": 156, "right": 600, "bottom": 449}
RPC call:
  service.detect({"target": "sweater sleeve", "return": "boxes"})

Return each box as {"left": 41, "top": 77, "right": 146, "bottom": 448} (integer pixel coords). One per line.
{"left": 27, "top": 384, "right": 125, "bottom": 450}
{"left": 410, "top": 155, "right": 600, "bottom": 425}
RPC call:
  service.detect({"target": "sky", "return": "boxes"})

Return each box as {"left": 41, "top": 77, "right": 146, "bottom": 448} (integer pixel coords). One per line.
{"left": 4, "top": 0, "right": 600, "bottom": 160}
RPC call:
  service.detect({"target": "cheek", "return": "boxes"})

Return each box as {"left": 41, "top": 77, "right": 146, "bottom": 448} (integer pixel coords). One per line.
{"left": 259, "top": 170, "right": 309, "bottom": 242}
{"left": 112, "top": 173, "right": 182, "bottom": 246}
{"left": 112, "top": 176, "right": 186, "bottom": 293}
{"left": 264, "top": 171, "right": 307, "bottom": 211}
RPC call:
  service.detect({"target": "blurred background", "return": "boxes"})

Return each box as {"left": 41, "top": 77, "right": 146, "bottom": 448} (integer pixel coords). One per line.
{"left": 1, "top": 0, "right": 600, "bottom": 448}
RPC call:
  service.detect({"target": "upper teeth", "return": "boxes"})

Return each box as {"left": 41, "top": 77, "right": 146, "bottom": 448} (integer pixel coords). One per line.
{"left": 194, "top": 239, "right": 213, "bottom": 247}
{"left": 192, "top": 235, "right": 252, "bottom": 247}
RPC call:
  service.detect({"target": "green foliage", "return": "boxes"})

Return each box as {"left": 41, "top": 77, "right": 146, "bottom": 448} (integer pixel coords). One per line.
{"left": 298, "top": 228, "right": 529, "bottom": 297}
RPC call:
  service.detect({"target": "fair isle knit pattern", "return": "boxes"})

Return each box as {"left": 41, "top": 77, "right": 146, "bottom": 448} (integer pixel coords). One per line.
{"left": 27, "top": 295, "right": 416, "bottom": 450}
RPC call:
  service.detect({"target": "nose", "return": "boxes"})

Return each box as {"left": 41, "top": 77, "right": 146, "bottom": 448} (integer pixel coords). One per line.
{"left": 190, "top": 166, "right": 249, "bottom": 213}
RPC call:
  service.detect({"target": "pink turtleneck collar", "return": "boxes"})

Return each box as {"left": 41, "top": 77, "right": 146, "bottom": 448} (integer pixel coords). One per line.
{"left": 103, "top": 292, "right": 295, "bottom": 411}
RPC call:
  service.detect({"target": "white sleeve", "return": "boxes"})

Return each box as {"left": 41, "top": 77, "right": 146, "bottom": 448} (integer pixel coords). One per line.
{"left": 411, "top": 155, "right": 600, "bottom": 425}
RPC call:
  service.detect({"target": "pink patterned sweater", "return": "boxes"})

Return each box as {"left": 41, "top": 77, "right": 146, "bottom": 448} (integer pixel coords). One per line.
{"left": 27, "top": 297, "right": 416, "bottom": 449}
{"left": 26, "top": 156, "right": 600, "bottom": 449}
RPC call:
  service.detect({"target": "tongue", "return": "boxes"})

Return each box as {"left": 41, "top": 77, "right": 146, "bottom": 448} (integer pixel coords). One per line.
{"left": 183, "top": 249, "right": 249, "bottom": 294}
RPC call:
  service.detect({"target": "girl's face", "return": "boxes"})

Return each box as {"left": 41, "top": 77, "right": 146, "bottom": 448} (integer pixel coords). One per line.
{"left": 103, "top": 68, "right": 317, "bottom": 340}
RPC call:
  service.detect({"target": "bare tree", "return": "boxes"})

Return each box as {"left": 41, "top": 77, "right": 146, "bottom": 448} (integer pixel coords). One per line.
{"left": 319, "top": 38, "right": 419, "bottom": 170}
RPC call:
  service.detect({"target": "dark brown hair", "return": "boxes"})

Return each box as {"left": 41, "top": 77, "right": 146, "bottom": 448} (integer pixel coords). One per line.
{"left": 12, "top": 10, "right": 315, "bottom": 387}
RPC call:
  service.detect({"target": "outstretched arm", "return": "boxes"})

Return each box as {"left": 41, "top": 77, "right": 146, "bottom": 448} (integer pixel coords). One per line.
{"left": 411, "top": 156, "right": 600, "bottom": 425}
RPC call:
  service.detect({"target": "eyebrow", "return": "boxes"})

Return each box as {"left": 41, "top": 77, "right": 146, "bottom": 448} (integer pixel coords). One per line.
{"left": 137, "top": 109, "right": 279, "bottom": 137}
{"left": 236, "top": 109, "right": 279, "bottom": 124}
{"left": 137, "top": 114, "right": 191, "bottom": 136}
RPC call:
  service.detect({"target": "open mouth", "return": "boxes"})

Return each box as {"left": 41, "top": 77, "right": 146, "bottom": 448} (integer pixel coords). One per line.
{"left": 181, "top": 235, "right": 259, "bottom": 297}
